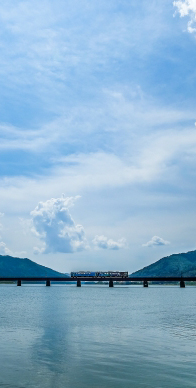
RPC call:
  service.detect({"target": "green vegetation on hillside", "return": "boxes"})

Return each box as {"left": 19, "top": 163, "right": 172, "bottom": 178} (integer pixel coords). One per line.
{"left": 0, "top": 255, "right": 68, "bottom": 278}
{"left": 130, "top": 250, "right": 196, "bottom": 277}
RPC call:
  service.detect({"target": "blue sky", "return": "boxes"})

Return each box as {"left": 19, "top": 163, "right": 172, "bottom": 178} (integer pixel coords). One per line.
{"left": 0, "top": 0, "right": 196, "bottom": 273}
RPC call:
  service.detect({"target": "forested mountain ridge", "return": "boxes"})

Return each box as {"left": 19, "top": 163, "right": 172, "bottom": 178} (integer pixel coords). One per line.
{"left": 0, "top": 255, "right": 68, "bottom": 277}
{"left": 130, "top": 250, "right": 196, "bottom": 277}
{"left": 1, "top": 250, "right": 196, "bottom": 279}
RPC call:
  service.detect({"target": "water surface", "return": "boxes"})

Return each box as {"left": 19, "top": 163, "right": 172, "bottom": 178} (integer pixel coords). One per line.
{"left": 0, "top": 285, "right": 196, "bottom": 388}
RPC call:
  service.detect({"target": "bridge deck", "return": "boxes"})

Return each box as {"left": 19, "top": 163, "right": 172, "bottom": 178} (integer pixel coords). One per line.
{"left": 0, "top": 276, "right": 196, "bottom": 282}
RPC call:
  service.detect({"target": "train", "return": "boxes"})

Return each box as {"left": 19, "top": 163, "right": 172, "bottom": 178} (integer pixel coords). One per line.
{"left": 70, "top": 271, "right": 128, "bottom": 278}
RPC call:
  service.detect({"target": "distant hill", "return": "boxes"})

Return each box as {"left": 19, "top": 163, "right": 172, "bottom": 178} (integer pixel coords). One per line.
{"left": 0, "top": 255, "right": 69, "bottom": 278}
{"left": 130, "top": 250, "right": 196, "bottom": 278}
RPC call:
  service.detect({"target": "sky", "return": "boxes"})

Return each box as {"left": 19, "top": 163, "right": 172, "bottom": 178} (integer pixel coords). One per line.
{"left": 0, "top": 0, "right": 196, "bottom": 273}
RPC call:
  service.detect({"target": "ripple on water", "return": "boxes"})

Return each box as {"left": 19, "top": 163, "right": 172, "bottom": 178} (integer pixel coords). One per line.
{"left": 0, "top": 286, "right": 196, "bottom": 388}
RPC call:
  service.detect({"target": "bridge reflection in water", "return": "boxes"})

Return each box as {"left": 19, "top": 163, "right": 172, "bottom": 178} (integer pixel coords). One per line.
{"left": 0, "top": 276, "right": 192, "bottom": 287}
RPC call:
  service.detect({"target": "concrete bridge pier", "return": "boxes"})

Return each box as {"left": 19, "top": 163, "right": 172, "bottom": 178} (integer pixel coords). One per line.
{"left": 180, "top": 280, "right": 185, "bottom": 288}
{"left": 77, "top": 280, "right": 81, "bottom": 287}
{"left": 109, "top": 280, "right": 113, "bottom": 287}
{"left": 46, "top": 280, "right": 51, "bottom": 287}
{"left": 17, "top": 279, "right": 21, "bottom": 286}
{"left": 143, "top": 280, "right": 148, "bottom": 287}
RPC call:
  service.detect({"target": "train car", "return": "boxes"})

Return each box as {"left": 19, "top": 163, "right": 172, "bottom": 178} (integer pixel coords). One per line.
{"left": 108, "top": 271, "right": 128, "bottom": 277}
{"left": 111, "top": 271, "right": 128, "bottom": 277}
{"left": 96, "top": 272, "right": 110, "bottom": 277}
{"left": 96, "top": 271, "right": 128, "bottom": 278}
{"left": 71, "top": 271, "right": 96, "bottom": 277}
{"left": 71, "top": 271, "right": 128, "bottom": 278}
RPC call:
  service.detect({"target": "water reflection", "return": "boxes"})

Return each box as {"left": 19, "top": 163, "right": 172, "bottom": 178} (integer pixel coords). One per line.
{"left": 30, "top": 288, "right": 71, "bottom": 387}
{"left": 0, "top": 286, "right": 196, "bottom": 387}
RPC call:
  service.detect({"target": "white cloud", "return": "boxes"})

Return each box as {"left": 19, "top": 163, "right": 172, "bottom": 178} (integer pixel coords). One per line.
{"left": 30, "top": 195, "right": 88, "bottom": 254}
{"left": 0, "top": 241, "right": 12, "bottom": 255}
{"left": 0, "top": 1, "right": 166, "bottom": 88}
{"left": 1, "top": 123, "right": 196, "bottom": 221}
{"left": 0, "top": 235, "right": 27, "bottom": 257}
{"left": 0, "top": 215, "right": 12, "bottom": 255}
{"left": 33, "top": 245, "right": 46, "bottom": 255}
{"left": 0, "top": 86, "right": 194, "bottom": 155}
{"left": 92, "top": 235, "right": 126, "bottom": 250}
{"left": 174, "top": 0, "right": 196, "bottom": 33}
{"left": 142, "top": 236, "right": 170, "bottom": 247}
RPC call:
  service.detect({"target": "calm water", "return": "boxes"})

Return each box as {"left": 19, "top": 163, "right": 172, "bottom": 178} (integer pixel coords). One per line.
{"left": 0, "top": 285, "right": 196, "bottom": 388}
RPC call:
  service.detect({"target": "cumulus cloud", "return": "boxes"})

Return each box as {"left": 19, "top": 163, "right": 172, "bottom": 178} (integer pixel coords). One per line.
{"left": 0, "top": 214, "right": 26, "bottom": 257}
{"left": 174, "top": 0, "right": 196, "bottom": 33}
{"left": 0, "top": 242, "right": 27, "bottom": 257}
{"left": 142, "top": 236, "right": 170, "bottom": 247}
{"left": 0, "top": 241, "right": 12, "bottom": 255}
{"left": 92, "top": 235, "right": 126, "bottom": 250}
{"left": 31, "top": 195, "right": 88, "bottom": 254}
{"left": 0, "top": 214, "right": 13, "bottom": 255}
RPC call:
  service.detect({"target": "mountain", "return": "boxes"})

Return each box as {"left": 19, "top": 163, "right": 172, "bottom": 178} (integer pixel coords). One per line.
{"left": 0, "top": 255, "right": 69, "bottom": 278}
{"left": 130, "top": 250, "right": 196, "bottom": 278}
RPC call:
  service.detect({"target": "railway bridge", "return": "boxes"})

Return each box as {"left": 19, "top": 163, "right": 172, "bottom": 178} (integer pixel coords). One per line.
{"left": 0, "top": 276, "right": 194, "bottom": 287}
